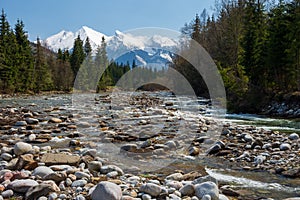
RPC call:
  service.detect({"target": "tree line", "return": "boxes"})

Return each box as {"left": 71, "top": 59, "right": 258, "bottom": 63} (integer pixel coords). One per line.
{"left": 0, "top": 9, "right": 164, "bottom": 94}
{"left": 173, "top": 0, "right": 300, "bottom": 112}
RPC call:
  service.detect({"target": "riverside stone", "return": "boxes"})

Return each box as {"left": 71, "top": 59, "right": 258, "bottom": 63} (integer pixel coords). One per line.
{"left": 49, "top": 118, "right": 62, "bottom": 123}
{"left": 195, "top": 181, "right": 219, "bottom": 200}
{"left": 139, "top": 183, "right": 162, "bottom": 197}
{"left": 32, "top": 166, "right": 54, "bottom": 178}
{"left": 288, "top": 133, "right": 299, "bottom": 140}
{"left": 7, "top": 179, "right": 38, "bottom": 193}
{"left": 1, "top": 189, "right": 13, "bottom": 198}
{"left": 41, "top": 153, "right": 80, "bottom": 166}
{"left": 14, "top": 142, "right": 33, "bottom": 156}
{"left": 88, "top": 161, "right": 102, "bottom": 172}
{"left": 25, "top": 184, "right": 53, "bottom": 200}
{"left": 280, "top": 143, "right": 291, "bottom": 151}
{"left": 71, "top": 180, "right": 87, "bottom": 187}
{"left": 91, "top": 181, "right": 122, "bottom": 200}
{"left": 101, "top": 165, "right": 124, "bottom": 175}
{"left": 179, "top": 183, "right": 195, "bottom": 196}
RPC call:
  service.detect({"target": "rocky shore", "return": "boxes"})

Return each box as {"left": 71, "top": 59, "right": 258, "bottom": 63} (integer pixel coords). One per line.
{"left": 0, "top": 92, "right": 298, "bottom": 200}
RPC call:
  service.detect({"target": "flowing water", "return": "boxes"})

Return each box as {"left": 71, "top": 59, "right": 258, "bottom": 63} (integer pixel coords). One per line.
{"left": 1, "top": 92, "right": 300, "bottom": 199}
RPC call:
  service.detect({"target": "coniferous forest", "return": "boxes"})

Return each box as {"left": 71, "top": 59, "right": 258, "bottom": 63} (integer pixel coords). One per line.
{"left": 0, "top": 0, "right": 299, "bottom": 114}
{"left": 173, "top": 0, "right": 299, "bottom": 112}
{"left": 0, "top": 9, "right": 160, "bottom": 94}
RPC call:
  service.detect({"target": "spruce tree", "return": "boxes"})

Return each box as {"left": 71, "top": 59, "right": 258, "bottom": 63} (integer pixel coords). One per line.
{"left": 70, "top": 35, "right": 84, "bottom": 76}
{"left": 84, "top": 37, "right": 92, "bottom": 57}
{"left": 14, "top": 19, "right": 34, "bottom": 92}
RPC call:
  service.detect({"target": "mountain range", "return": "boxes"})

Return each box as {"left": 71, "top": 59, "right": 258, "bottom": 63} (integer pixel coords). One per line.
{"left": 42, "top": 26, "right": 179, "bottom": 67}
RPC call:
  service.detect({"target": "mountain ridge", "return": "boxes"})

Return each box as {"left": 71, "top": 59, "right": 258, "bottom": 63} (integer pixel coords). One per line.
{"left": 42, "top": 26, "right": 178, "bottom": 67}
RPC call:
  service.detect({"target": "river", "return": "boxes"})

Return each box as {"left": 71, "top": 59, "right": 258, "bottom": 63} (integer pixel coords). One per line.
{"left": 0, "top": 92, "right": 299, "bottom": 199}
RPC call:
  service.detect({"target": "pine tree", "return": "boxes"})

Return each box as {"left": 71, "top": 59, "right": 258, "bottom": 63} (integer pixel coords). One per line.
{"left": 241, "top": 0, "right": 268, "bottom": 87}
{"left": 70, "top": 35, "right": 84, "bottom": 76}
{"left": 14, "top": 19, "right": 34, "bottom": 92}
{"left": 84, "top": 37, "right": 92, "bottom": 57}
{"left": 33, "top": 37, "right": 53, "bottom": 92}
{"left": 0, "top": 9, "right": 15, "bottom": 92}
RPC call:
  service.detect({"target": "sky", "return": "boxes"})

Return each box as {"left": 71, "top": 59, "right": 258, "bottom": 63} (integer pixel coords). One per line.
{"left": 1, "top": 0, "right": 215, "bottom": 41}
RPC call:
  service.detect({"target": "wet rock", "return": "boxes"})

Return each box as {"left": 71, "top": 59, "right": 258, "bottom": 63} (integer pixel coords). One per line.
{"left": 288, "top": 133, "right": 299, "bottom": 140}
{"left": 14, "top": 142, "right": 33, "bottom": 156}
{"left": 243, "top": 134, "right": 254, "bottom": 143}
{"left": 194, "top": 181, "right": 219, "bottom": 200}
{"left": 207, "top": 141, "right": 225, "bottom": 155}
{"left": 91, "top": 181, "right": 122, "bottom": 200}
{"left": 139, "top": 183, "right": 162, "bottom": 197}
{"left": 280, "top": 143, "right": 291, "bottom": 151}
{"left": 219, "top": 194, "right": 229, "bottom": 200}
{"left": 41, "top": 153, "right": 80, "bottom": 166}
{"left": 7, "top": 179, "right": 38, "bottom": 193}
{"left": 32, "top": 166, "right": 54, "bottom": 178}
{"left": 71, "top": 180, "right": 87, "bottom": 187}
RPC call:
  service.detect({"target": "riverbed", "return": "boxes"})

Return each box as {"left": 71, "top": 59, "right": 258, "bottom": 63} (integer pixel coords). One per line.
{"left": 0, "top": 92, "right": 299, "bottom": 199}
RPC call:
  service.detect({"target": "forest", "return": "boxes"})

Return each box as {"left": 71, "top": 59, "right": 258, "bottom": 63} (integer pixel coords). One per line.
{"left": 173, "top": 0, "right": 299, "bottom": 112}
{"left": 0, "top": 0, "right": 299, "bottom": 114}
{"left": 0, "top": 9, "right": 161, "bottom": 94}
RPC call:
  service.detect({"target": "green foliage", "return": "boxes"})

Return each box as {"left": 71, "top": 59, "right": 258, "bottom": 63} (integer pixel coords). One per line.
{"left": 175, "top": 0, "right": 299, "bottom": 113}
{"left": 70, "top": 35, "right": 85, "bottom": 76}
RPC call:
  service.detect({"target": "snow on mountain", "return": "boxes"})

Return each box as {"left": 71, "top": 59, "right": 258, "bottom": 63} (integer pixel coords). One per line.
{"left": 42, "top": 26, "right": 179, "bottom": 67}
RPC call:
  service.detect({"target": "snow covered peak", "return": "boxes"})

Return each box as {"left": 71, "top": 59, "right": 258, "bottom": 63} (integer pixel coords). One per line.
{"left": 42, "top": 26, "right": 179, "bottom": 66}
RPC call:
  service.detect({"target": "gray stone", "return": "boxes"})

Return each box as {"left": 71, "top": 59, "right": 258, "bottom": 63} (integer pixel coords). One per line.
{"left": 32, "top": 166, "right": 54, "bottom": 178}
{"left": 25, "top": 184, "right": 52, "bottom": 200}
{"left": 75, "top": 171, "right": 90, "bottom": 179}
{"left": 71, "top": 180, "right": 87, "bottom": 187}
{"left": 88, "top": 161, "right": 102, "bottom": 172}
{"left": 48, "top": 192, "right": 58, "bottom": 200}
{"left": 14, "top": 142, "right": 33, "bottom": 156}
{"left": 280, "top": 143, "right": 291, "bottom": 151}
{"left": 7, "top": 179, "right": 39, "bottom": 193}
{"left": 166, "top": 172, "right": 183, "bottom": 181}
{"left": 244, "top": 134, "right": 254, "bottom": 143}
{"left": 288, "top": 133, "right": 299, "bottom": 140}
{"left": 25, "top": 118, "right": 39, "bottom": 125}
{"left": 219, "top": 194, "right": 229, "bottom": 200}
{"left": 142, "top": 194, "right": 152, "bottom": 200}
{"left": 201, "top": 195, "right": 211, "bottom": 200}
{"left": 1, "top": 152, "right": 13, "bottom": 161}
{"left": 169, "top": 193, "right": 181, "bottom": 200}
{"left": 179, "top": 183, "right": 195, "bottom": 196}
{"left": 195, "top": 181, "right": 219, "bottom": 200}
{"left": 139, "top": 183, "right": 162, "bottom": 197}
{"left": 15, "top": 121, "right": 27, "bottom": 126}
{"left": 101, "top": 165, "right": 124, "bottom": 175}
{"left": 91, "top": 181, "right": 122, "bottom": 200}
{"left": 75, "top": 194, "right": 86, "bottom": 200}
{"left": 1, "top": 189, "right": 13, "bottom": 198}
{"left": 192, "top": 176, "right": 218, "bottom": 185}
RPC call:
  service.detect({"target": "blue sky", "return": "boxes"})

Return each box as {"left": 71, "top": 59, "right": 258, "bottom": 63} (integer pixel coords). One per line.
{"left": 1, "top": 0, "right": 215, "bottom": 41}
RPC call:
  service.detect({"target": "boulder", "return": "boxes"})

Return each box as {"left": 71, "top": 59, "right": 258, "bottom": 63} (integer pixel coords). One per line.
{"left": 91, "top": 181, "right": 122, "bottom": 200}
